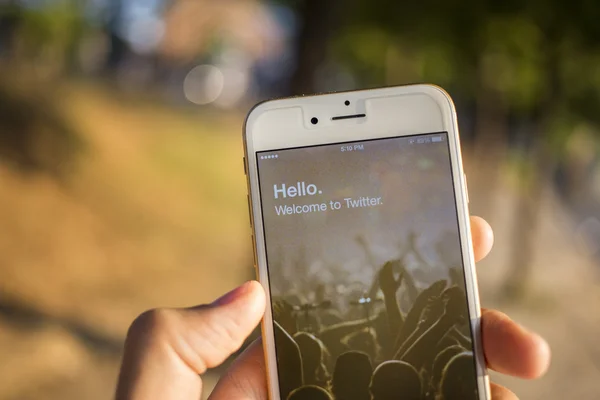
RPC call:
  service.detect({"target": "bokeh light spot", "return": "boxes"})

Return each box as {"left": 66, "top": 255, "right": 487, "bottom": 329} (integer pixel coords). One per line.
{"left": 183, "top": 65, "right": 225, "bottom": 105}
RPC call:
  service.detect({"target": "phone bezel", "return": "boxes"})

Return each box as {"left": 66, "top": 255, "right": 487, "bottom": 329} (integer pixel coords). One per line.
{"left": 243, "top": 84, "right": 490, "bottom": 400}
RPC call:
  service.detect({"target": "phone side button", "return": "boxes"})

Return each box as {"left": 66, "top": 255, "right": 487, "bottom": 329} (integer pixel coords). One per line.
{"left": 251, "top": 234, "right": 258, "bottom": 269}
{"left": 247, "top": 195, "right": 252, "bottom": 227}
{"left": 463, "top": 173, "right": 470, "bottom": 204}
{"left": 243, "top": 156, "right": 247, "bottom": 175}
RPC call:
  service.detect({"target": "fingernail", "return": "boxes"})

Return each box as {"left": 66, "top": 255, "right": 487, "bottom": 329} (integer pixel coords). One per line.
{"left": 212, "top": 281, "right": 253, "bottom": 306}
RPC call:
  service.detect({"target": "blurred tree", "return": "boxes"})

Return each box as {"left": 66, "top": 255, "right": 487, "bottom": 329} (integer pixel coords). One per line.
{"left": 273, "top": 0, "right": 357, "bottom": 94}
{"left": 19, "top": 1, "right": 85, "bottom": 75}
{"left": 0, "top": 1, "right": 86, "bottom": 178}
{"left": 0, "top": 82, "right": 83, "bottom": 179}
{"left": 104, "top": 0, "right": 128, "bottom": 73}
{"left": 288, "top": 0, "right": 345, "bottom": 94}
{"left": 0, "top": 1, "right": 21, "bottom": 60}
{"left": 500, "top": 0, "right": 600, "bottom": 298}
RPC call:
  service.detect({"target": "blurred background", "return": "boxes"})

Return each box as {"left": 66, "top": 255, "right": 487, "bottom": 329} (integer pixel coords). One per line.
{"left": 0, "top": 0, "right": 599, "bottom": 399}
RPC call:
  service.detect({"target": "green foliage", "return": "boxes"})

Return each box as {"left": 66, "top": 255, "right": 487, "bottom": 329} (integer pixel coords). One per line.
{"left": 322, "top": 0, "right": 600, "bottom": 143}
{"left": 14, "top": 0, "right": 85, "bottom": 65}
{"left": 332, "top": 26, "right": 391, "bottom": 85}
{"left": 479, "top": 16, "right": 545, "bottom": 112}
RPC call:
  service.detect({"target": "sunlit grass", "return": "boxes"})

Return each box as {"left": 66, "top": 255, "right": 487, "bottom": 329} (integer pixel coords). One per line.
{"left": 0, "top": 83, "right": 253, "bottom": 341}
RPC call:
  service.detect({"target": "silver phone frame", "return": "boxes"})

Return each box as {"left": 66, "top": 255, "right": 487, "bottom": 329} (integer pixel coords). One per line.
{"left": 243, "top": 84, "right": 490, "bottom": 400}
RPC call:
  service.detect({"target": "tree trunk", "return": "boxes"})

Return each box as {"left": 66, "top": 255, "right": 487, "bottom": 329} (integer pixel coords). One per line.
{"left": 288, "top": 0, "right": 344, "bottom": 95}
{"left": 502, "top": 138, "right": 553, "bottom": 300}
{"left": 104, "top": 0, "right": 128, "bottom": 73}
{"left": 501, "top": 34, "right": 561, "bottom": 300}
{"left": 469, "top": 57, "right": 509, "bottom": 221}
{"left": 0, "top": 2, "right": 21, "bottom": 62}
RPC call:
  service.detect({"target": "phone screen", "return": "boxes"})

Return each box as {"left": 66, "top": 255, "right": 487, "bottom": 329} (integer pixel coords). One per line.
{"left": 256, "top": 132, "right": 479, "bottom": 400}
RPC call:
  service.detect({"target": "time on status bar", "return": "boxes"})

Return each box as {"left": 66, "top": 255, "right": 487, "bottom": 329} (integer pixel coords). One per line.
{"left": 340, "top": 144, "right": 364, "bottom": 152}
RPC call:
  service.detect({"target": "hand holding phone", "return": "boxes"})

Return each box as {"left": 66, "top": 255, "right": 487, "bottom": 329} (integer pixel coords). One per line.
{"left": 114, "top": 217, "right": 550, "bottom": 400}
{"left": 113, "top": 85, "right": 550, "bottom": 400}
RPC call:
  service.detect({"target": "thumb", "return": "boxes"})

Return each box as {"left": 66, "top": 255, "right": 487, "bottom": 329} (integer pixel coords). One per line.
{"left": 116, "top": 281, "right": 266, "bottom": 400}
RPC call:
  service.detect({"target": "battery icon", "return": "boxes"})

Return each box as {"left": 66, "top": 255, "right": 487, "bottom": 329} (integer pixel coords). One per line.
{"left": 432, "top": 136, "right": 443, "bottom": 143}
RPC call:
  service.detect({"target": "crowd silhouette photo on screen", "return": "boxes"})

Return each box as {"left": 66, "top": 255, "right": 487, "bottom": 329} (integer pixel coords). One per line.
{"left": 271, "top": 233, "right": 479, "bottom": 400}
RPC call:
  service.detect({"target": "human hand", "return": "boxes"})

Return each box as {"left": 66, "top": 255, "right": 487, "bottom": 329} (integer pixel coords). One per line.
{"left": 423, "top": 279, "right": 448, "bottom": 300}
{"left": 419, "top": 296, "right": 445, "bottom": 326}
{"left": 405, "top": 279, "right": 447, "bottom": 330}
{"left": 378, "top": 260, "right": 404, "bottom": 295}
{"left": 441, "top": 285, "right": 469, "bottom": 324}
{"left": 115, "top": 216, "right": 550, "bottom": 400}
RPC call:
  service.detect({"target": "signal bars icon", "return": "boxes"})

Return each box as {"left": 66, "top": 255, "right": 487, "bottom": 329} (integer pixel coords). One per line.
{"left": 260, "top": 154, "right": 279, "bottom": 160}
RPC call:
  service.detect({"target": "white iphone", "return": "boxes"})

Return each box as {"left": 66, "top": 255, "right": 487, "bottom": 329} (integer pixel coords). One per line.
{"left": 243, "top": 84, "right": 489, "bottom": 400}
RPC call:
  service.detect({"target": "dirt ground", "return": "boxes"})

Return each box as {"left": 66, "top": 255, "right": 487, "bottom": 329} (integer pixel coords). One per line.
{"left": 0, "top": 86, "right": 598, "bottom": 399}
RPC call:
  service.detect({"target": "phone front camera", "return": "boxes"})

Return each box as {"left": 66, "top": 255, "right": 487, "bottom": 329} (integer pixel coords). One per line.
{"left": 311, "top": 117, "right": 319, "bottom": 125}
{"left": 345, "top": 100, "right": 350, "bottom": 106}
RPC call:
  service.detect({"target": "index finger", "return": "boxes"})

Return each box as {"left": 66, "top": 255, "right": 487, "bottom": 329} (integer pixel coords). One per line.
{"left": 209, "top": 339, "right": 268, "bottom": 400}
{"left": 471, "top": 216, "right": 494, "bottom": 262}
